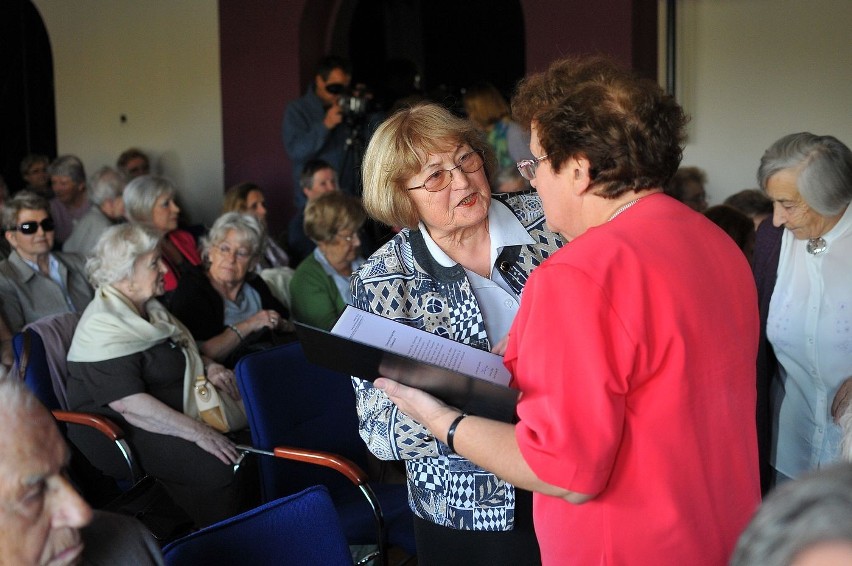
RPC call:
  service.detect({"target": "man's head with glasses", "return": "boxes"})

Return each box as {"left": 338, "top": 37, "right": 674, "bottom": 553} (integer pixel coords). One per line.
{"left": 361, "top": 103, "right": 496, "bottom": 230}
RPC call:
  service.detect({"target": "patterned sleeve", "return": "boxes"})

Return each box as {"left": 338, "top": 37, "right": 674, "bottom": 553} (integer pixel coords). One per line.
{"left": 350, "top": 376, "right": 438, "bottom": 460}
{"left": 349, "top": 264, "right": 439, "bottom": 461}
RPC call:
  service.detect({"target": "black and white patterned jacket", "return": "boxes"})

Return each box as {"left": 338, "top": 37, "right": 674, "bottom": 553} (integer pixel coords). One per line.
{"left": 350, "top": 190, "right": 564, "bottom": 530}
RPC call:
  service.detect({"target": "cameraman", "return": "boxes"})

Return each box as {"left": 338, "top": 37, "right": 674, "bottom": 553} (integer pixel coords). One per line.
{"left": 282, "top": 55, "right": 357, "bottom": 208}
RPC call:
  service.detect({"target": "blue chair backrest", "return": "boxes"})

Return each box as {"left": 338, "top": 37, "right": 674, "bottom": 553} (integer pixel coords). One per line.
{"left": 235, "top": 341, "right": 367, "bottom": 502}
{"left": 13, "top": 330, "right": 62, "bottom": 410}
{"left": 162, "top": 485, "right": 351, "bottom": 566}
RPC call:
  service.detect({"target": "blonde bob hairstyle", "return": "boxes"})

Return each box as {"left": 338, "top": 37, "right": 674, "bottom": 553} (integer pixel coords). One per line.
{"left": 361, "top": 102, "right": 497, "bottom": 229}
{"left": 304, "top": 191, "right": 366, "bottom": 244}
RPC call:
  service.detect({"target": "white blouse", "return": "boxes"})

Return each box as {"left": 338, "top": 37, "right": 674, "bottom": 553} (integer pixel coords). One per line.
{"left": 419, "top": 199, "right": 534, "bottom": 344}
{"left": 768, "top": 203, "right": 852, "bottom": 478}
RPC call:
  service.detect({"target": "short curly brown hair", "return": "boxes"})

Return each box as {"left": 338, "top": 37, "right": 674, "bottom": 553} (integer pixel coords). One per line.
{"left": 512, "top": 55, "right": 688, "bottom": 199}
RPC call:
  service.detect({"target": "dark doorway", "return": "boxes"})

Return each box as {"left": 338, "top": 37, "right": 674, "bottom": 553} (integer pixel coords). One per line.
{"left": 0, "top": 0, "right": 56, "bottom": 192}
{"left": 344, "top": 0, "right": 525, "bottom": 113}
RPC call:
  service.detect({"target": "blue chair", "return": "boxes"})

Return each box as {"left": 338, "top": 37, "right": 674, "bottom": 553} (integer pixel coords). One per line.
{"left": 235, "top": 342, "right": 416, "bottom": 565}
{"left": 12, "top": 316, "right": 142, "bottom": 483}
{"left": 162, "top": 485, "right": 352, "bottom": 566}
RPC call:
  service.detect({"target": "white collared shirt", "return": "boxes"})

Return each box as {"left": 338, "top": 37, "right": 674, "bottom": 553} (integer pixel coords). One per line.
{"left": 419, "top": 199, "right": 534, "bottom": 344}
{"left": 769, "top": 203, "right": 852, "bottom": 477}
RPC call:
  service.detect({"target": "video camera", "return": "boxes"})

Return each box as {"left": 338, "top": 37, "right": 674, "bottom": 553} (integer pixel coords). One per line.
{"left": 326, "top": 83, "right": 372, "bottom": 126}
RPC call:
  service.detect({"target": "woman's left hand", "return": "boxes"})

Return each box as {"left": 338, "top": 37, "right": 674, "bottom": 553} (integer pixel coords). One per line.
{"left": 375, "top": 377, "right": 456, "bottom": 430}
{"left": 207, "top": 362, "right": 241, "bottom": 401}
{"left": 832, "top": 377, "right": 852, "bottom": 423}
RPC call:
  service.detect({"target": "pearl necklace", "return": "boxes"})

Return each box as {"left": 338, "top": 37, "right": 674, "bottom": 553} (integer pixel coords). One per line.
{"left": 608, "top": 196, "right": 646, "bottom": 222}
{"left": 806, "top": 237, "right": 827, "bottom": 255}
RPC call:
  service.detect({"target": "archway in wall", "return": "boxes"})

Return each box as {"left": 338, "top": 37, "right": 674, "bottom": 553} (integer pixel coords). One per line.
{"left": 331, "top": 0, "right": 526, "bottom": 114}
{"left": 0, "top": 0, "right": 56, "bottom": 191}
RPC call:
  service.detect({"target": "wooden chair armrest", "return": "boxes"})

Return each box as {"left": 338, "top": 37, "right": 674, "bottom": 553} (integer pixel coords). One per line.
{"left": 273, "top": 446, "right": 369, "bottom": 486}
{"left": 52, "top": 410, "right": 125, "bottom": 441}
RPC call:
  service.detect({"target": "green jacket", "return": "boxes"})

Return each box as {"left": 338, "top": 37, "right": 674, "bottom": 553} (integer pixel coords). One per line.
{"left": 289, "top": 253, "right": 345, "bottom": 331}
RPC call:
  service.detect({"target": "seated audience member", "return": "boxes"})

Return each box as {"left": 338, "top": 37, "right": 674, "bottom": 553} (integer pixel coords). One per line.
{"left": 123, "top": 175, "right": 201, "bottom": 299}
{"left": 0, "top": 379, "right": 164, "bottom": 566}
{"left": 117, "top": 147, "right": 151, "bottom": 179}
{"left": 462, "top": 82, "right": 532, "bottom": 168}
{"left": 725, "top": 188, "right": 774, "bottom": 230}
{"left": 730, "top": 463, "right": 852, "bottom": 566}
{"left": 66, "top": 223, "right": 249, "bottom": 528}
{"left": 63, "top": 167, "right": 126, "bottom": 256}
{"left": 169, "top": 212, "right": 292, "bottom": 368}
{"left": 665, "top": 165, "right": 709, "bottom": 212}
{"left": 19, "top": 153, "right": 53, "bottom": 198}
{"left": 222, "top": 182, "right": 290, "bottom": 270}
{"left": 287, "top": 159, "right": 339, "bottom": 265}
{"left": 222, "top": 182, "right": 294, "bottom": 308}
{"left": 48, "top": 155, "right": 92, "bottom": 246}
{"left": 290, "top": 191, "right": 366, "bottom": 330}
{"left": 0, "top": 191, "right": 93, "bottom": 333}
{"left": 704, "top": 204, "right": 756, "bottom": 263}
{"left": 494, "top": 164, "right": 529, "bottom": 194}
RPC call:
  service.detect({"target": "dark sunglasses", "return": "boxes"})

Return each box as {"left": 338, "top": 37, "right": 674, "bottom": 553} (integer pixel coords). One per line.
{"left": 11, "top": 218, "right": 55, "bottom": 235}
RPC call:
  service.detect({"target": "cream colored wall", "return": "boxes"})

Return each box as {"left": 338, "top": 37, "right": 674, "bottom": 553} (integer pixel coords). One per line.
{"left": 33, "top": 0, "right": 223, "bottom": 226}
{"left": 670, "top": 0, "right": 852, "bottom": 205}
{"left": 35, "top": 1, "right": 851, "bottom": 221}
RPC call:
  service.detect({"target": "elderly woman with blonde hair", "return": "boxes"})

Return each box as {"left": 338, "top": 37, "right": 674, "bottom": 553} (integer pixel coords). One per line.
{"left": 351, "top": 101, "right": 563, "bottom": 565}
{"left": 289, "top": 191, "right": 366, "bottom": 330}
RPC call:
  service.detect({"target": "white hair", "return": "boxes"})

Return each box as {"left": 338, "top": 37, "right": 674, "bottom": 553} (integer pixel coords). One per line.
{"left": 87, "top": 223, "right": 161, "bottom": 287}
{"left": 88, "top": 166, "right": 126, "bottom": 206}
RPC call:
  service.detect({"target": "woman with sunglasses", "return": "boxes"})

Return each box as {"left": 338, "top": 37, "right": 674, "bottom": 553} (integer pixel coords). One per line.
{"left": 352, "top": 102, "right": 564, "bottom": 565}
{"left": 0, "top": 191, "right": 93, "bottom": 332}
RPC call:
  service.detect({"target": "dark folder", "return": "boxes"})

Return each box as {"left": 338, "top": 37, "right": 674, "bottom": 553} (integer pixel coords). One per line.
{"left": 294, "top": 321, "right": 519, "bottom": 423}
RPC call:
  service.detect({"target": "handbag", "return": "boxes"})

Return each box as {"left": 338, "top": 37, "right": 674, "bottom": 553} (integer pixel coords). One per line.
{"left": 187, "top": 374, "right": 248, "bottom": 433}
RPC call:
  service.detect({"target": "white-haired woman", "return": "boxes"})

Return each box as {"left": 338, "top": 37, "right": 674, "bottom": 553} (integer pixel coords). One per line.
{"left": 123, "top": 175, "right": 201, "bottom": 296}
{"left": 63, "top": 166, "right": 126, "bottom": 256}
{"left": 731, "top": 463, "right": 852, "bottom": 566}
{"left": 66, "top": 223, "right": 249, "bottom": 528}
{"left": 169, "top": 212, "right": 291, "bottom": 368}
{"left": 754, "top": 133, "right": 852, "bottom": 490}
